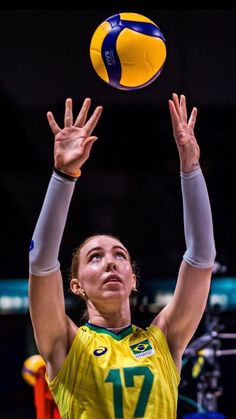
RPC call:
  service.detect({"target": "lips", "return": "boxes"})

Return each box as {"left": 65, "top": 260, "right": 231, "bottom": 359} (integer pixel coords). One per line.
{"left": 103, "top": 274, "right": 122, "bottom": 284}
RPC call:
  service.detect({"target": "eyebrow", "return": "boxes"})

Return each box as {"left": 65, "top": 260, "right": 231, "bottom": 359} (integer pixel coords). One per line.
{"left": 86, "top": 245, "right": 128, "bottom": 258}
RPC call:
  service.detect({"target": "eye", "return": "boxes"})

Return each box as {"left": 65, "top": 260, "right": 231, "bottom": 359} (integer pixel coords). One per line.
{"left": 89, "top": 253, "right": 102, "bottom": 263}
{"left": 115, "top": 252, "right": 126, "bottom": 260}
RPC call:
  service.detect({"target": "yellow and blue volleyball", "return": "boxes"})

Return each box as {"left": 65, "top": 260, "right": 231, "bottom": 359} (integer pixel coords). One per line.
{"left": 22, "top": 354, "right": 45, "bottom": 386}
{"left": 90, "top": 12, "right": 166, "bottom": 90}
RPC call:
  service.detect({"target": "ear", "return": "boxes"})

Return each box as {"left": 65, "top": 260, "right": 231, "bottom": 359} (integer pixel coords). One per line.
{"left": 70, "top": 278, "right": 85, "bottom": 297}
{"left": 131, "top": 274, "right": 137, "bottom": 291}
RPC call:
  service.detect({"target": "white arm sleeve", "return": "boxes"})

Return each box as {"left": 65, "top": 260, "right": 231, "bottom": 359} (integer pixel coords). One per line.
{"left": 181, "top": 167, "right": 216, "bottom": 269}
{"left": 29, "top": 172, "right": 76, "bottom": 276}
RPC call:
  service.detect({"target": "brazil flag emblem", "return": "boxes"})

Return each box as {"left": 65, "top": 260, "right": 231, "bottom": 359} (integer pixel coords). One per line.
{"left": 130, "top": 339, "right": 154, "bottom": 359}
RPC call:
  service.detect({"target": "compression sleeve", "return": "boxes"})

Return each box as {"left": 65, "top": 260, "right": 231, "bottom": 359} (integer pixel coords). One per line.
{"left": 181, "top": 167, "right": 216, "bottom": 269}
{"left": 29, "top": 172, "right": 76, "bottom": 276}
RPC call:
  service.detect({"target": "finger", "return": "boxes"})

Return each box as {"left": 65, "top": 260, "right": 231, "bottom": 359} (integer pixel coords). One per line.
{"left": 188, "top": 107, "right": 198, "bottom": 129}
{"left": 47, "top": 111, "right": 61, "bottom": 135}
{"left": 64, "top": 98, "right": 73, "bottom": 127}
{"left": 180, "top": 94, "right": 188, "bottom": 122}
{"left": 169, "top": 99, "right": 180, "bottom": 127}
{"left": 172, "top": 93, "right": 181, "bottom": 118}
{"left": 74, "top": 98, "right": 91, "bottom": 127}
{"left": 83, "top": 106, "right": 103, "bottom": 136}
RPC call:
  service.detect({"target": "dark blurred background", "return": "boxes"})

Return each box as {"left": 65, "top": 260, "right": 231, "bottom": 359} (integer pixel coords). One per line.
{"left": 0, "top": 8, "right": 236, "bottom": 419}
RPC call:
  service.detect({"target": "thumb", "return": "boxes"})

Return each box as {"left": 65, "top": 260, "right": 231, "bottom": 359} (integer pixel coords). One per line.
{"left": 83, "top": 136, "right": 98, "bottom": 156}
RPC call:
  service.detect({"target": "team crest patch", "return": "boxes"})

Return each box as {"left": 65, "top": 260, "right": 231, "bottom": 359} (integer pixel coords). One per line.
{"left": 130, "top": 339, "right": 154, "bottom": 359}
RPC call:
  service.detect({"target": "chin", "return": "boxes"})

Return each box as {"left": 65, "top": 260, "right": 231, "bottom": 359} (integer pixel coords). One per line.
{"left": 103, "top": 289, "right": 127, "bottom": 300}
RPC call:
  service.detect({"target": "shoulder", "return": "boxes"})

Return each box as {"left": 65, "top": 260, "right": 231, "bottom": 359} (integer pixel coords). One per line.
{"left": 66, "top": 316, "right": 79, "bottom": 348}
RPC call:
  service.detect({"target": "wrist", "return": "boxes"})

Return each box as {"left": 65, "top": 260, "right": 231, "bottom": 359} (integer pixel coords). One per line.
{"left": 180, "top": 166, "right": 201, "bottom": 179}
{"left": 53, "top": 166, "right": 81, "bottom": 182}
{"left": 180, "top": 161, "right": 200, "bottom": 173}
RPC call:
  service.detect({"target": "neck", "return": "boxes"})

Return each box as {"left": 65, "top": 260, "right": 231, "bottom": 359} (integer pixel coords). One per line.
{"left": 87, "top": 300, "right": 131, "bottom": 330}
{"left": 88, "top": 320, "right": 131, "bottom": 332}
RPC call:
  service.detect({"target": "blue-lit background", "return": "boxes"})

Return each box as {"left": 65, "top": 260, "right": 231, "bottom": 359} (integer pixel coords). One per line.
{"left": 2, "top": 277, "right": 236, "bottom": 315}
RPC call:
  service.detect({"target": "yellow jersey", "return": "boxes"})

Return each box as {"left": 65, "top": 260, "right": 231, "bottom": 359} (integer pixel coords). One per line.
{"left": 47, "top": 323, "right": 180, "bottom": 419}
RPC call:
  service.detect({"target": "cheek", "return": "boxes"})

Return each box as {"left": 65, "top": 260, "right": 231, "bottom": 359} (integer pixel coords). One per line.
{"left": 123, "top": 262, "right": 133, "bottom": 274}
{"left": 80, "top": 263, "right": 104, "bottom": 283}
{"left": 122, "top": 264, "right": 134, "bottom": 283}
{"left": 90, "top": 262, "right": 104, "bottom": 272}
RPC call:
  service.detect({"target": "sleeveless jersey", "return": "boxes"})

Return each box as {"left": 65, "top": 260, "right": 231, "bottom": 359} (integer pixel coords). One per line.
{"left": 47, "top": 323, "right": 180, "bottom": 419}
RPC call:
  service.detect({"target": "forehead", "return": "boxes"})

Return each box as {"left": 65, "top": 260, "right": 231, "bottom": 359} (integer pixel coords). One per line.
{"left": 80, "top": 236, "right": 126, "bottom": 255}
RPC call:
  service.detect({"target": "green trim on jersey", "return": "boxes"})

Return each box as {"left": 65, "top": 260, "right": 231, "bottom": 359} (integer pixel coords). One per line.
{"left": 85, "top": 322, "right": 133, "bottom": 340}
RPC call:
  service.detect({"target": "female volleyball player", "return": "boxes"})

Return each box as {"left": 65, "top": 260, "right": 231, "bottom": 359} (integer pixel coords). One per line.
{"left": 29, "top": 94, "right": 216, "bottom": 419}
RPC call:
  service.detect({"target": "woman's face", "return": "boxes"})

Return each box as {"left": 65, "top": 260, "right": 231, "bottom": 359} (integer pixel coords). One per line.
{"left": 73, "top": 235, "right": 136, "bottom": 303}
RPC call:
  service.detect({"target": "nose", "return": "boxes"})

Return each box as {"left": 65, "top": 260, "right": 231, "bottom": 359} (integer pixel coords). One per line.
{"left": 105, "top": 260, "right": 117, "bottom": 272}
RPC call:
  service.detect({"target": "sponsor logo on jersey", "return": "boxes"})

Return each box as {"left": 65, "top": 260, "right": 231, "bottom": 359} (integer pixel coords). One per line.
{"left": 130, "top": 339, "right": 154, "bottom": 359}
{"left": 93, "top": 346, "right": 108, "bottom": 356}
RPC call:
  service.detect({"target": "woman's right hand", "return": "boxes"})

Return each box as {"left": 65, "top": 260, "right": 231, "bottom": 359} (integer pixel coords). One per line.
{"left": 47, "top": 98, "right": 103, "bottom": 176}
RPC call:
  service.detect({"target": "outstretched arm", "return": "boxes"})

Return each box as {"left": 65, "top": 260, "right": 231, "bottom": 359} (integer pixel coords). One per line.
{"left": 153, "top": 94, "right": 216, "bottom": 370}
{"left": 29, "top": 98, "right": 102, "bottom": 376}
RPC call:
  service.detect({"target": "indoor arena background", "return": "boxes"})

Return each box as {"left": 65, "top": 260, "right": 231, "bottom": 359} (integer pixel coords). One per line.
{"left": 0, "top": 8, "right": 236, "bottom": 419}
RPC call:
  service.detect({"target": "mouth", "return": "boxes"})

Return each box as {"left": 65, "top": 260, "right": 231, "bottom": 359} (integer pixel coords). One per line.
{"left": 103, "top": 275, "right": 122, "bottom": 284}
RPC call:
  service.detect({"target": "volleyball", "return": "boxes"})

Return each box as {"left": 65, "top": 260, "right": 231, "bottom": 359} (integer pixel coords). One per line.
{"left": 22, "top": 354, "right": 45, "bottom": 386}
{"left": 89, "top": 12, "right": 166, "bottom": 90}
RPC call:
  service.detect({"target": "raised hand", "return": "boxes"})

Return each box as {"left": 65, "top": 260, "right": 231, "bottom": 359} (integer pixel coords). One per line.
{"left": 47, "top": 98, "right": 103, "bottom": 176}
{"left": 169, "top": 93, "right": 199, "bottom": 172}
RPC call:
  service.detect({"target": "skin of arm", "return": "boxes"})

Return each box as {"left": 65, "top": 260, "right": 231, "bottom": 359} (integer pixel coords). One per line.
{"left": 153, "top": 94, "right": 214, "bottom": 371}
{"left": 29, "top": 98, "right": 103, "bottom": 379}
